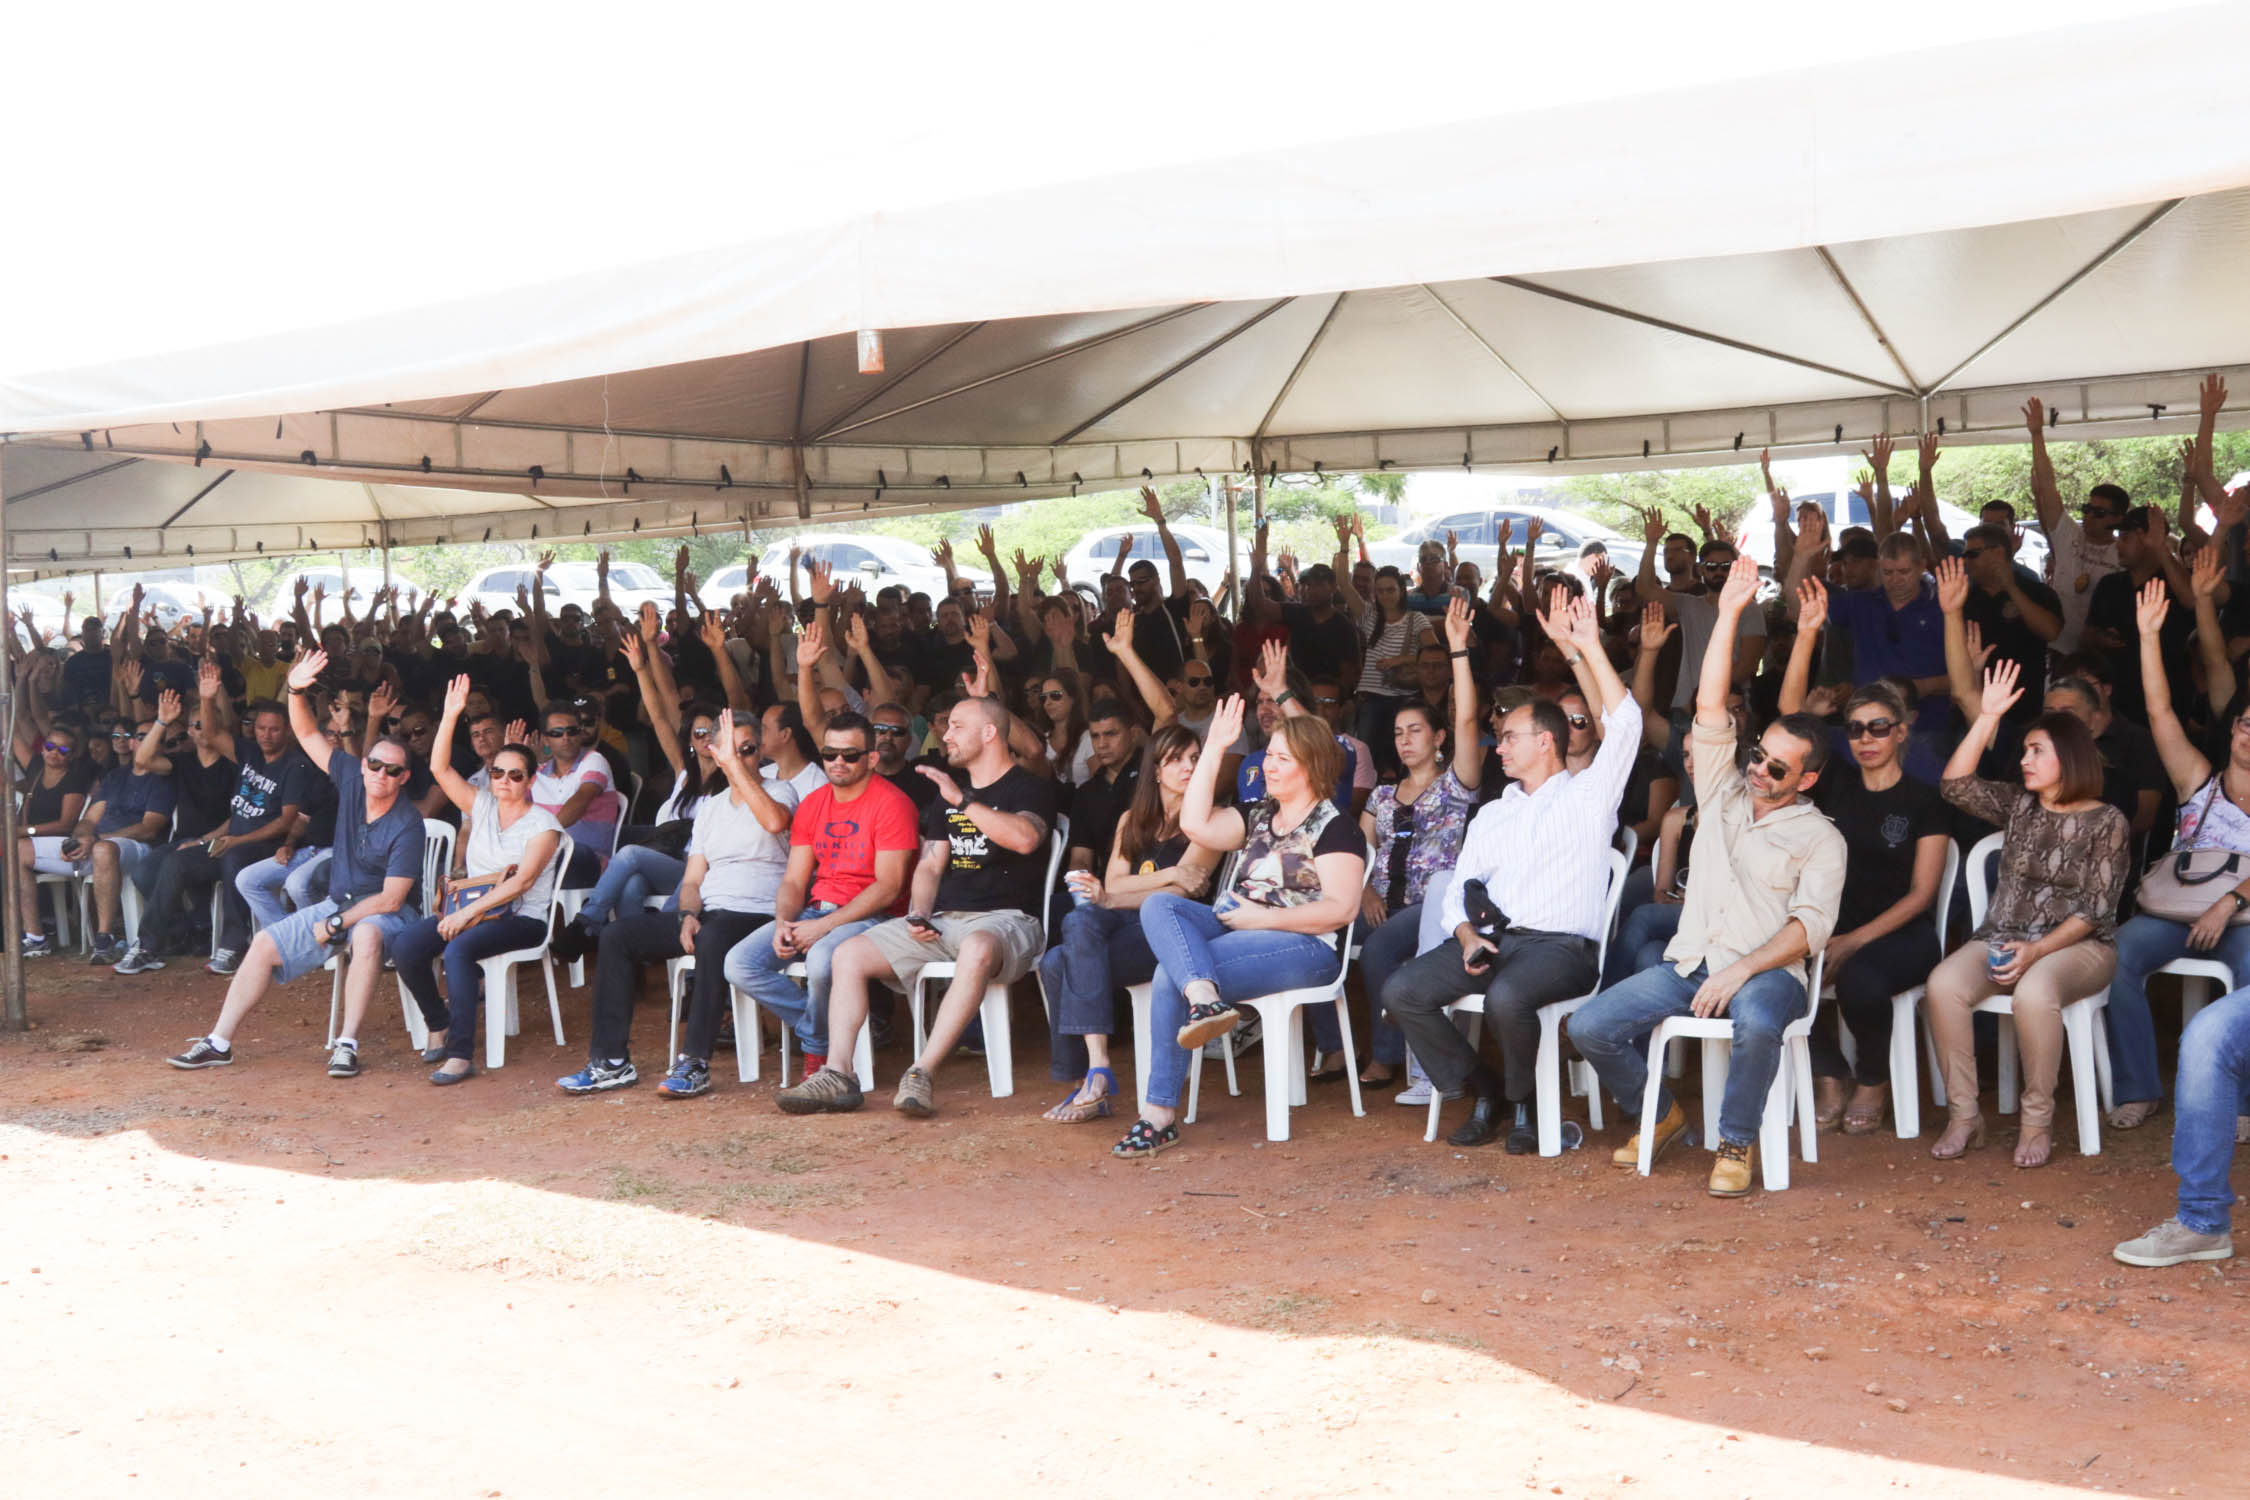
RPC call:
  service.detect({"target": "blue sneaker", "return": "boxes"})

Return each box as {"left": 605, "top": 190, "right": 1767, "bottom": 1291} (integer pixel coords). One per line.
{"left": 657, "top": 1055, "right": 712, "bottom": 1099}
{"left": 556, "top": 1059, "right": 638, "bottom": 1094}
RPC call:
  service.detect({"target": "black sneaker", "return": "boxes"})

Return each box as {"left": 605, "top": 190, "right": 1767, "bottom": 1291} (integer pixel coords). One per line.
{"left": 657, "top": 1055, "right": 712, "bottom": 1099}
{"left": 327, "top": 1043, "right": 362, "bottom": 1079}
{"left": 88, "top": 933, "right": 122, "bottom": 966}
{"left": 168, "top": 1037, "right": 234, "bottom": 1069}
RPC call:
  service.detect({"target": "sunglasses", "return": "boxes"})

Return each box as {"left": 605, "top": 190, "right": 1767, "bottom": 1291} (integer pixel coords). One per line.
{"left": 819, "top": 748, "right": 869, "bottom": 764}
{"left": 1040, "top": 690, "right": 1070, "bottom": 702}
{"left": 1959, "top": 547, "right": 1991, "bottom": 562}
{"left": 691, "top": 725, "right": 716, "bottom": 740}
{"left": 543, "top": 726, "right": 580, "bottom": 738}
{"left": 490, "top": 766, "right": 530, "bottom": 784}
{"left": 40, "top": 740, "right": 71, "bottom": 754}
{"left": 1565, "top": 713, "right": 1591, "bottom": 730}
{"left": 109, "top": 729, "right": 137, "bottom": 740}
{"left": 872, "top": 723, "right": 910, "bottom": 737}
{"left": 1183, "top": 674, "right": 1213, "bottom": 686}
{"left": 364, "top": 758, "right": 410, "bottom": 779}
{"left": 1846, "top": 717, "right": 1900, "bottom": 739}
{"left": 1312, "top": 696, "right": 1341, "bottom": 706}
{"left": 2082, "top": 504, "right": 2121, "bottom": 521}
{"left": 1745, "top": 750, "right": 1796, "bottom": 780}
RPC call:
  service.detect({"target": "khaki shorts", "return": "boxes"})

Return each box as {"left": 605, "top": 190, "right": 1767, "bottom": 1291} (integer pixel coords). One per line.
{"left": 862, "top": 909, "right": 1045, "bottom": 996}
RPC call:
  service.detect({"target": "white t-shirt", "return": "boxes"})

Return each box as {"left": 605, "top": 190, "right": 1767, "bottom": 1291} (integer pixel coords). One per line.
{"left": 2044, "top": 512, "right": 2122, "bottom": 655}
{"left": 785, "top": 760, "right": 828, "bottom": 801}
{"left": 534, "top": 749, "right": 620, "bottom": 857}
{"left": 689, "top": 775, "right": 800, "bottom": 913}
{"left": 465, "top": 789, "right": 564, "bottom": 924}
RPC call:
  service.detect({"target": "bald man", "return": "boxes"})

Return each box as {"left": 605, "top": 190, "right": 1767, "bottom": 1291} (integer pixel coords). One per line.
{"left": 777, "top": 696, "right": 1062, "bottom": 1119}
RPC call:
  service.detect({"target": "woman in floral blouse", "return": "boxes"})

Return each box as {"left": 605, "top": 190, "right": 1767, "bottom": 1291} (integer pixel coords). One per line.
{"left": 1345, "top": 596, "right": 1486, "bottom": 1088}
{"left": 1928, "top": 661, "right": 2131, "bottom": 1168}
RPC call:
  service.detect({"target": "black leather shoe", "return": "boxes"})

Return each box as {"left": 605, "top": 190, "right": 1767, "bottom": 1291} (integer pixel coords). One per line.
{"left": 1505, "top": 1100, "right": 1537, "bottom": 1155}
{"left": 1447, "top": 1093, "right": 1504, "bottom": 1148}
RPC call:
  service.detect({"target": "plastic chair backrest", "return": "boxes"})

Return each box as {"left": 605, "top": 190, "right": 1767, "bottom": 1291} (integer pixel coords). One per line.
{"left": 1614, "top": 825, "right": 1639, "bottom": 869}
{"left": 420, "top": 819, "right": 456, "bottom": 912}
{"left": 1037, "top": 820, "right": 1070, "bottom": 945}
{"left": 1933, "top": 838, "right": 1961, "bottom": 950}
{"left": 1591, "top": 846, "right": 1631, "bottom": 975}
{"left": 1965, "top": 831, "right": 2005, "bottom": 933}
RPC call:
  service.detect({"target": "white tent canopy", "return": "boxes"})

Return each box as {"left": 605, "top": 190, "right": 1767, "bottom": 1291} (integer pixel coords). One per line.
{"left": 7, "top": 3, "right": 2250, "bottom": 568}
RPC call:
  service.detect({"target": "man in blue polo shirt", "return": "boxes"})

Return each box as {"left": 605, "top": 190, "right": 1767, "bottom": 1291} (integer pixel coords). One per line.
{"left": 1822, "top": 534, "right": 1950, "bottom": 728}
{"left": 168, "top": 648, "right": 426, "bottom": 1079}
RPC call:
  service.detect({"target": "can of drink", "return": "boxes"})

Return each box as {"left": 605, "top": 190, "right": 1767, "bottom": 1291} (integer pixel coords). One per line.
{"left": 1987, "top": 944, "right": 2011, "bottom": 981}
{"left": 1066, "top": 873, "right": 1095, "bottom": 908}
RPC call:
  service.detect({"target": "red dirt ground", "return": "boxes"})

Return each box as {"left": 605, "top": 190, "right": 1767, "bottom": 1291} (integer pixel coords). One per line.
{"left": 3, "top": 961, "right": 2245, "bottom": 1497}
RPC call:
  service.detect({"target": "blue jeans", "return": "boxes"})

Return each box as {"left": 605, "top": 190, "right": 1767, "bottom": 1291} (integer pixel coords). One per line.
{"left": 1037, "top": 902, "right": 1158, "bottom": 1081}
{"left": 580, "top": 843, "right": 686, "bottom": 929}
{"left": 391, "top": 912, "right": 549, "bottom": 1063}
{"left": 235, "top": 847, "right": 331, "bottom": 934}
{"left": 2107, "top": 915, "right": 2250, "bottom": 1105}
{"left": 1605, "top": 901, "right": 1683, "bottom": 989}
{"left": 1138, "top": 891, "right": 1343, "bottom": 1110}
{"left": 2173, "top": 987, "right": 2250, "bottom": 1234}
{"left": 724, "top": 904, "right": 883, "bottom": 1059}
{"left": 1569, "top": 961, "right": 1810, "bottom": 1147}
{"left": 1327, "top": 903, "right": 1415, "bottom": 1067}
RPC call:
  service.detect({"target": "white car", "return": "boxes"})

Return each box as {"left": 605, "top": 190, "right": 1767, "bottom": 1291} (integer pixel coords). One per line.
{"left": 754, "top": 533, "right": 964, "bottom": 603}
{"left": 600, "top": 560, "right": 676, "bottom": 614}
{"left": 1732, "top": 490, "right": 2049, "bottom": 578}
{"left": 261, "top": 565, "right": 429, "bottom": 622}
{"left": 1370, "top": 504, "right": 1643, "bottom": 583}
{"left": 701, "top": 563, "right": 752, "bottom": 611}
{"left": 103, "top": 580, "right": 218, "bottom": 632}
{"left": 459, "top": 562, "right": 607, "bottom": 618}
{"left": 1061, "top": 522, "right": 1255, "bottom": 598}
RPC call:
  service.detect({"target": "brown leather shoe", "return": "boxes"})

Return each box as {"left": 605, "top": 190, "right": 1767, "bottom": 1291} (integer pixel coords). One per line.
{"left": 1612, "top": 1100, "right": 1689, "bottom": 1168}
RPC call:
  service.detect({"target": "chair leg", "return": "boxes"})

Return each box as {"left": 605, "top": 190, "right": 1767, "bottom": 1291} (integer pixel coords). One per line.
{"left": 1129, "top": 985, "right": 1153, "bottom": 1110}
{"left": 398, "top": 978, "right": 429, "bottom": 1053}
{"left": 1263, "top": 1004, "right": 1298, "bottom": 1143}
{"left": 326, "top": 957, "right": 346, "bottom": 1048}
{"left": 2182, "top": 975, "right": 2212, "bottom": 1029}
{"left": 120, "top": 882, "right": 143, "bottom": 948}
{"left": 982, "top": 984, "right": 1014, "bottom": 1099}
{"left": 778, "top": 1021, "right": 794, "bottom": 1087}
{"left": 1334, "top": 995, "right": 1365, "bottom": 1118}
{"left": 1424, "top": 1053, "right": 1444, "bottom": 1145}
{"left": 542, "top": 956, "right": 564, "bottom": 1046}
{"left": 2089, "top": 993, "right": 2115, "bottom": 1113}
{"left": 1637, "top": 1027, "right": 1673, "bottom": 1176}
{"left": 1535, "top": 1011, "right": 1564, "bottom": 1158}
{"left": 1185, "top": 1037, "right": 1205, "bottom": 1125}
{"left": 852, "top": 1026, "right": 876, "bottom": 1092}
{"left": 1996, "top": 1014, "right": 2020, "bottom": 1115}
{"left": 1221, "top": 1026, "right": 1241, "bottom": 1096}
{"left": 484, "top": 960, "right": 510, "bottom": 1069}
{"left": 1889, "top": 990, "right": 1923, "bottom": 1139}
{"left": 1700, "top": 1038, "right": 1729, "bottom": 1152}
{"left": 909, "top": 982, "right": 930, "bottom": 1059}
{"left": 665, "top": 961, "right": 687, "bottom": 1064}
{"left": 2064, "top": 1004, "right": 2103, "bottom": 1157}
{"left": 733, "top": 987, "right": 759, "bottom": 1085}
{"left": 1759, "top": 1071, "right": 1792, "bottom": 1191}
{"left": 1793, "top": 1036, "right": 1818, "bottom": 1164}
{"left": 1923, "top": 1008, "right": 1947, "bottom": 1109}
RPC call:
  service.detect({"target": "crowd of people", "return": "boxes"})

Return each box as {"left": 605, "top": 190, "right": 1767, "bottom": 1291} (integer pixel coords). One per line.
{"left": 13, "top": 387, "right": 2250, "bottom": 1266}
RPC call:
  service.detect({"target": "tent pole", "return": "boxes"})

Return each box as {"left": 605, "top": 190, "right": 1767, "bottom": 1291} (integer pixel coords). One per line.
{"left": 92, "top": 569, "right": 102, "bottom": 621}
{"left": 0, "top": 445, "right": 26, "bottom": 1032}
{"left": 1220, "top": 475, "right": 1238, "bottom": 616}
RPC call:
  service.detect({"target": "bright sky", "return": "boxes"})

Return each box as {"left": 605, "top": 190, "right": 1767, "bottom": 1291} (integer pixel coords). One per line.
{"left": 0, "top": 0, "right": 2192, "bottom": 377}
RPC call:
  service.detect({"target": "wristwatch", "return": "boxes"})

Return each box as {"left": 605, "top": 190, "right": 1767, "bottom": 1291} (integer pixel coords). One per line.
{"left": 2231, "top": 892, "right": 2248, "bottom": 915}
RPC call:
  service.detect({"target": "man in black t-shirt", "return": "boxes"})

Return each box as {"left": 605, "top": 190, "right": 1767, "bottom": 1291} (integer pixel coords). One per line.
{"left": 1065, "top": 707, "right": 1143, "bottom": 877}
{"left": 1957, "top": 524, "right": 2062, "bottom": 724}
{"left": 2047, "top": 675, "right": 2164, "bottom": 840}
{"left": 1280, "top": 564, "right": 1361, "bottom": 686}
{"left": 164, "top": 697, "right": 311, "bottom": 975}
{"left": 779, "top": 696, "right": 1061, "bottom": 1119}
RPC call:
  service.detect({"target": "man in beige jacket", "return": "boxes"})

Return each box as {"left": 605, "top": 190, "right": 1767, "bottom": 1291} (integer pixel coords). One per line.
{"left": 1569, "top": 557, "right": 1846, "bottom": 1197}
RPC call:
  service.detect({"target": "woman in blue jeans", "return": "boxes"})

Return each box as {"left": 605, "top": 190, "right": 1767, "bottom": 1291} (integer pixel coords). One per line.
{"left": 1113, "top": 699, "right": 1368, "bottom": 1157}
{"left": 2104, "top": 571, "right": 2250, "bottom": 1129}
{"left": 1344, "top": 597, "right": 1483, "bottom": 1088}
{"left": 2114, "top": 985, "right": 2250, "bottom": 1266}
{"left": 391, "top": 678, "right": 566, "bottom": 1082}
{"left": 1038, "top": 724, "right": 1220, "bottom": 1123}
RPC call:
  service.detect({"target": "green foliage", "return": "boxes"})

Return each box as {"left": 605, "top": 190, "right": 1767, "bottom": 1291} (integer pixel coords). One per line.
{"left": 1552, "top": 466, "right": 1764, "bottom": 543}
{"left": 1894, "top": 432, "right": 2250, "bottom": 521}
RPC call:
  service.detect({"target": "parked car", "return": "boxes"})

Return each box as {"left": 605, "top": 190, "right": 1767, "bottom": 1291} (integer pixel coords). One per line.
{"left": 1733, "top": 490, "right": 2049, "bottom": 579}
{"left": 1061, "top": 523, "right": 1255, "bottom": 599}
{"left": 260, "top": 565, "right": 430, "bottom": 622}
{"left": 459, "top": 562, "right": 607, "bottom": 618}
{"left": 599, "top": 560, "right": 676, "bottom": 615}
{"left": 103, "top": 580, "right": 218, "bottom": 632}
{"left": 1370, "top": 505, "right": 1644, "bottom": 584}
{"left": 754, "top": 533, "right": 965, "bottom": 604}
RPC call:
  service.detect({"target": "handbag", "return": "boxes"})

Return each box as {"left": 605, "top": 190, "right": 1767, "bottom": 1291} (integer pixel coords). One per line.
{"left": 621, "top": 818, "right": 695, "bottom": 861}
{"left": 2134, "top": 782, "right": 2250, "bottom": 925}
{"left": 443, "top": 866, "right": 520, "bottom": 931}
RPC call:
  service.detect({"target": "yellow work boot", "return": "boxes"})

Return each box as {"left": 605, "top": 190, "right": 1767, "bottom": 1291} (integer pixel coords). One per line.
{"left": 1707, "top": 1138, "right": 1756, "bottom": 1197}
{"left": 1611, "top": 1100, "right": 1689, "bottom": 1168}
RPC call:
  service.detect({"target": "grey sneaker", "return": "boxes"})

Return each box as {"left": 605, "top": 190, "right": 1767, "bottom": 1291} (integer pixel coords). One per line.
{"left": 2113, "top": 1217, "right": 2233, "bottom": 1268}
{"left": 167, "top": 1037, "right": 234, "bottom": 1069}
{"left": 205, "top": 948, "right": 241, "bottom": 976}
{"left": 776, "top": 1065, "right": 864, "bottom": 1115}
{"left": 326, "top": 1042, "right": 362, "bottom": 1079}
{"left": 112, "top": 942, "right": 163, "bottom": 975}
{"left": 892, "top": 1064, "right": 936, "bottom": 1118}
{"left": 22, "top": 934, "right": 52, "bottom": 959}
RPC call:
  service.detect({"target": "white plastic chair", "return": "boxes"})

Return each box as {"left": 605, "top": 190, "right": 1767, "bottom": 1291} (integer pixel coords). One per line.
{"left": 1424, "top": 846, "right": 1630, "bottom": 1154}
{"left": 1614, "top": 825, "right": 1639, "bottom": 870}
{"left": 477, "top": 897, "right": 565, "bottom": 1068}
{"left": 1926, "top": 831, "right": 2113, "bottom": 1154}
{"left": 1125, "top": 848, "right": 1245, "bottom": 1107}
{"left": 663, "top": 953, "right": 764, "bottom": 1084}
{"left": 2161, "top": 957, "right": 2234, "bottom": 1030}
{"left": 1633, "top": 952, "right": 1827, "bottom": 1189}
{"left": 36, "top": 871, "right": 79, "bottom": 952}
{"left": 558, "top": 782, "right": 635, "bottom": 988}
{"left": 1833, "top": 839, "right": 1958, "bottom": 1140}
{"left": 387, "top": 820, "right": 458, "bottom": 1051}
{"left": 905, "top": 822, "right": 1069, "bottom": 1100}
{"left": 780, "top": 958, "right": 878, "bottom": 1089}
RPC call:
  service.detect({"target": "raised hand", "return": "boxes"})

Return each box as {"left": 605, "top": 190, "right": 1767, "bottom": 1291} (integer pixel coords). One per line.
{"left": 1139, "top": 486, "right": 1163, "bottom": 523}
{"left": 1759, "top": 446, "right": 1777, "bottom": 492}
{"left": 964, "top": 607, "right": 992, "bottom": 654}
{"left": 976, "top": 524, "right": 999, "bottom": 562}
{"left": 799, "top": 615, "right": 828, "bottom": 664}
{"left": 597, "top": 550, "right": 611, "bottom": 585}
{"left": 1917, "top": 429, "right": 1942, "bottom": 474}
{"left": 1012, "top": 548, "right": 1037, "bottom": 584}
{"left": 846, "top": 611, "right": 872, "bottom": 657}
{"left": 118, "top": 657, "right": 144, "bottom": 699}
{"left": 807, "top": 557, "right": 834, "bottom": 604}
{"left": 1333, "top": 513, "right": 1353, "bottom": 548}
{"left": 1962, "top": 619, "right": 1995, "bottom": 675}
{"left": 293, "top": 577, "right": 309, "bottom": 602}
{"left": 1861, "top": 432, "right": 1895, "bottom": 477}
{"left": 1494, "top": 517, "right": 1514, "bottom": 555}
{"left": 537, "top": 550, "right": 556, "bottom": 574}
{"left": 709, "top": 709, "right": 741, "bottom": 767}
{"left": 1186, "top": 597, "right": 1213, "bottom": 638}
{"left": 915, "top": 761, "right": 963, "bottom": 809}
{"left": 1933, "top": 556, "right": 1968, "bottom": 614}
{"left": 1442, "top": 592, "right": 1475, "bottom": 651}
{"left": 1050, "top": 555, "right": 1070, "bottom": 588}
{"left": 1716, "top": 555, "right": 1760, "bottom": 612}
{"left": 197, "top": 657, "right": 223, "bottom": 701}
{"left": 2202, "top": 372, "right": 2229, "bottom": 423}
{"left": 674, "top": 544, "right": 692, "bottom": 579}
{"left": 1252, "top": 638, "right": 1289, "bottom": 699}
{"left": 1639, "top": 506, "right": 1662, "bottom": 545}
{"left": 287, "top": 649, "right": 327, "bottom": 691}
{"left": 619, "top": 632, "right": 644, "bottom": 672}
{"left": 1103, "top": 610, "right": 1135, "bottom": 661}
{"left": 1522, "top": 516, "right": 1543, "bottom": 550}
{"left": 1637, "top": 600, "right": 1675, "bottom": 654}
{"left": 442, "top": 674, "right": 471, "bottom": 720}
{"left": 931, "top": 537, "right": 955, "bottom": 572}
{"left": 504, "top": 718, "right": 529, "bottom": 747}
{"left": 1691, "top": 503, "right": 1716, "bottom": 539}
{"left": 1796, "top": 576, "right": 1830, "bottom": 632}
{"left": 1207, "top": 692, "right": 1247, "bottom": 749}
{"left": 1042, "top": 607, "right": 1073, "bottom": 649}
{"left": 2021, "top": 397, "right": 2046, "bottom": 436}
{"left": 1978, "top": 659, "right": 2023, "bottom": 719}
{"left": 699, "top": 610, "right": 729, "bottom": 655}
{"left": 637, "top": 600, "right": 663, "bottom": 643}
{"left": 2138, "top": 575, "right": 2174, "bottom": 633}
{"left": 155, "top": 688, "right": 183, "bottom": 726}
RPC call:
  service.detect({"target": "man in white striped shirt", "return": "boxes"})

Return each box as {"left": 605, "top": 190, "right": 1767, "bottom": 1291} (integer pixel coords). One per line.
{"left": 1379, "top": 595, "right": 1640, "bottom": 1151}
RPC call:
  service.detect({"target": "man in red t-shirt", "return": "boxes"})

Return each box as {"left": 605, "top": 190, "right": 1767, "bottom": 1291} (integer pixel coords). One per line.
{"left": 724, "top": 712, "right": 916, "bottom": 1083}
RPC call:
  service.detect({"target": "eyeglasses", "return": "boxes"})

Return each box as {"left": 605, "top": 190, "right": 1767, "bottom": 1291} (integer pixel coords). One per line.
{"left": 872, "top": 723, "right": 910, "bottom": 737}
{"left": 1312, "top": 696, "right": 1341, "bottom": 706}
{"left": 819, "top": 748, "right": 869, "bottom": 764}
{"left": 364, "top": 758, "right": 410, "bottom": 779}
{"left": 490, "top": 766, "right": 530, "bottom": 783}
{"left": 1846, "top": 717, "right": 1900, "bottom": 739}
{"left": 1564, "top": 713, "right": 1591, "bottom": 729}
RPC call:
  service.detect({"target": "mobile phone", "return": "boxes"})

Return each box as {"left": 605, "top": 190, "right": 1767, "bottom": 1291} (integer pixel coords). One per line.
{"left": 907, "top": 914, "right": 938, "bottom": 933}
